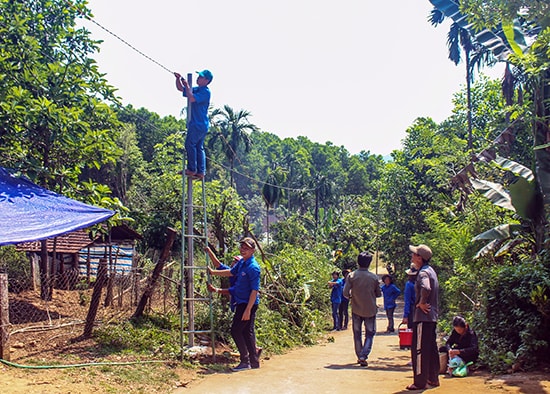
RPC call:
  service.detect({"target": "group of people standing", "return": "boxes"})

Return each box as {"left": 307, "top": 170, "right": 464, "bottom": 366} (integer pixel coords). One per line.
{"left": 335, "top": 244, "right": 478, "bottom": 390}
{"left": 203, "top": 234, "right": 478, "bottom": 389}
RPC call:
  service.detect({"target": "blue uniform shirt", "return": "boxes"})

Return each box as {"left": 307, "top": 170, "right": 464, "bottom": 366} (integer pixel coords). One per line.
{"left": 381, "top": 283, "right": 401, "bottom": 310}
{"left": 218, "top": 263, "right": 237, "bottom": 311}
{"left": 230, "top": 255, "right": 260, "bottom": 305}
{"left": 330, "top": 278, "right": 343, "bottom": 303}
{"left": 182, "top": 85, "right": 210, "bottom": 132}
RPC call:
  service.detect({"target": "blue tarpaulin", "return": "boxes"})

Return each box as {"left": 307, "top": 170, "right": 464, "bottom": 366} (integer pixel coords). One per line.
{"left": 0, "top": 167, "right": 115, "bottom": 246}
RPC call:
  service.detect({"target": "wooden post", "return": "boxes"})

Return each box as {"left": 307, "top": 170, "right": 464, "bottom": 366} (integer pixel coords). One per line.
{"left": 83, "top": 258, "right": 108, "bottom": 338}
{"left": 0, "top": 269, "right": 10, "bottom": 361}
{"left": 40, "top": 240, "right": 51, "bottom": 301}
{"left": 132, "top": 228, "right": 177, "bottom": 320}
{"left": 30, "top": 254, "right": 40, "bottom": 292}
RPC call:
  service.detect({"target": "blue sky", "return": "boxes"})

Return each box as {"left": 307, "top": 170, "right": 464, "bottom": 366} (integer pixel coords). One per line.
{"left": 79, "top": 0, "right": 504, "bottom": 156}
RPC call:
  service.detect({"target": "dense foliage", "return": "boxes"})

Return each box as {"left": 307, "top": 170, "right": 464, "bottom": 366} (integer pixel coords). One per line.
{"left": 0, "top": 0, "right": 549, "bottom": 372}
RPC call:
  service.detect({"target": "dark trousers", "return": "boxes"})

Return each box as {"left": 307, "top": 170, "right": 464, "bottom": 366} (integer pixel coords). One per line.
{"left": 411, "top": 321, "right": 439, "bottom": 388}
{"left": 331, "top": 302, "right": 341, "bottom": 329}
{"left": 231, "top": 303, "right": 259, "bottom": 366}
{"left": 338, "top": 298, "right": 349, "bottom": 329}
{"left": 386, "top": 307, "right": 396, "bottom": 331}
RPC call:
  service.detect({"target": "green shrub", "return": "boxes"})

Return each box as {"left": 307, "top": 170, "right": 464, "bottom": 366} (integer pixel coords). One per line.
{"left": 95, "top": 314, "right": 181, "bottom": 357}
{"left": 475, "top": 261, "right": 550, "bottom": 372}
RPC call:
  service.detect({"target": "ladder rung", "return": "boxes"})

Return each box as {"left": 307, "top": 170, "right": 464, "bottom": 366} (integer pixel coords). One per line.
{"left": 185, "top": 204, "right": 206, "bottom": 209}
{"left": 182, "top": 265, "right": 208, "bottom": 269}
{"left": 181, "top": 329, "right": 212, "bottom": 334}
{"left": 183, "top": 234, "right": 207, "bottom": 239}
{"left": 182, "top": 297, "right": 211, "bottom": 301}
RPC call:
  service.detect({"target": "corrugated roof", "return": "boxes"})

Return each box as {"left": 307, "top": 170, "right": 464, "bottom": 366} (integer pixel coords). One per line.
{"left": 16, "top": 229, "right": 95, "bottom": 253}
{"left": 16, "top": 225, "right": 142, "bottom": 253}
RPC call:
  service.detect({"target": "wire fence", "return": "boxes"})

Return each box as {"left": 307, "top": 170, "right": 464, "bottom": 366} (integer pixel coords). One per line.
{"left": 3, "top": 260, "right": 191, "bottom": 363}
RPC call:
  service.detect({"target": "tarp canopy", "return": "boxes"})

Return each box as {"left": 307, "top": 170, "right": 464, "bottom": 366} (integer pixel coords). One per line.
{"left": 0, "top": 167, "right": 115, "bottom": 246}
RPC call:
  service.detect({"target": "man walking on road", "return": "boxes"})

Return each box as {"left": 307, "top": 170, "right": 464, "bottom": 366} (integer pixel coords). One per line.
{"left": 343, "top": 252, "right": 381, "bottom": 367}
{"left": 407, "top": 244, "right": 440, "bottom": 390}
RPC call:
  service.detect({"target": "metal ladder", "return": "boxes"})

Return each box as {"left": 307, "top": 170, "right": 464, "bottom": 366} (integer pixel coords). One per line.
{"left": 180, "top": 175, "right": 215, "bottom": 360}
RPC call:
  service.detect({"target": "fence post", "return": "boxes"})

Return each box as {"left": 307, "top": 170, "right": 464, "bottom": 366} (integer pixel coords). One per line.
{"left": 0, "top": 269, "right": 10, "bottom": 361}
{"left": 83, "top": 258, "right": 108, "bottom": 338}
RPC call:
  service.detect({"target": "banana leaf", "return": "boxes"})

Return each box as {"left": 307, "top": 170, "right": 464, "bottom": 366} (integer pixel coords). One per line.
{"left": 429, "top": 0, "right": 514, "bottom": 60}
{"left": 509, "top": 177, "right": 539, "bottom": 220}
{"left": 472, "top": 223, "right": 521, "bottom": 241}
{"left": 494, "top": 156, "right": 534, "bottom": 182}
{"left": 470, "top": 178, "right": 515, "bottom": 211}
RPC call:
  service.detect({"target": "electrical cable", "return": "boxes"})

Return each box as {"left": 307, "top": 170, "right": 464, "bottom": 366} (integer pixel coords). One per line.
{"left": 0, "top": 358, "right": 170, "bottom": 369}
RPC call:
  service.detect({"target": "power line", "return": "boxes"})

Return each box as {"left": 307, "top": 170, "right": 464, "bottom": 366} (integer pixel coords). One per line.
{"left": 63, "top": 1, "right": 316, "bottom": 194}
{"left": 67, "top": 0, "right": 174, "bottom": 75}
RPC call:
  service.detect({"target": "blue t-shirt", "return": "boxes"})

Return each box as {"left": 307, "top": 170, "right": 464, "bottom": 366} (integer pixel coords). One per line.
{"left": 403, "top": 280, "right": 415, "bottom": 319}
{"left": 330, "top": 278, "right": 343, "bottom": 303}
{"left": 381, "top": 283, "right": 401, "bottom": 310}
{"left": 230, "top": 255, "right": 260, "bottom": 305}
{"left": 183, "top": 85, "right": 210, "bottom": 132}
{"left": 218, "top": 263, "right": 237, "bottom": 311}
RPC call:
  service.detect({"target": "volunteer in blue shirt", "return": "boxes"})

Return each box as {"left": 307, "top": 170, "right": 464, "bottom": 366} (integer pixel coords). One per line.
{"left": 328, "top": 271, "right": 344, "bottom": 330}
{"left": 208, "top": 237, "right": 261, "bottom": 371}
{"left": 174, "top": 69, "right": 212, "bottom": 180}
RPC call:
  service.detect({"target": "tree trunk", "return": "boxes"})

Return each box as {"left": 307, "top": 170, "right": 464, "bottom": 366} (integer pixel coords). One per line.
{"left": 132, "top": 228, "right": 177, "bottom": 320}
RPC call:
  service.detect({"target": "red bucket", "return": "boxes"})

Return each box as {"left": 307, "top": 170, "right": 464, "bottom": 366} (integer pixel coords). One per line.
{"left": 399, "top": 323, "right": 413, "bottom": 349}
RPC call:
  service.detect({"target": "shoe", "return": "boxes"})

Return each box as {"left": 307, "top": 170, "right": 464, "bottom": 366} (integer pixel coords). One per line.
{"left": 406, "top": 384, "right": 426, "bottom": 390}
{"left": 358, "top": 359, "right": 368, "bottom": 367}
{"left": 232, "top": 362, "right": 251, "bottom": 372}
{"left": 251, "top": 363, "right": 260, "bottom": 369}
{"left": 194, "top": 173, "right": 205, "bottom": 180}
{"left": 184, "top": 169, "right": 196, "bottom": 177}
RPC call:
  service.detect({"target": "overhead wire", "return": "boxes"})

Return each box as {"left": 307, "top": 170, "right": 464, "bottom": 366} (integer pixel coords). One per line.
{"left": 66, "top": 0, "right": 174, "bottom": 75}
{"left": 63, "top": 0, "right": 317, "bottom": 193}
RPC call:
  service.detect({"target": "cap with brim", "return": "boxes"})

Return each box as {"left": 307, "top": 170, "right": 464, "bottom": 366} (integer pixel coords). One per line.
{"left": 239, "top": 237, "right": 255, "bottom": 249}
{"left": 196, "top": 69, "right": 213, "bottom": 81}
{"left": 409, "top": 244, "right": 432, "bottom": 261}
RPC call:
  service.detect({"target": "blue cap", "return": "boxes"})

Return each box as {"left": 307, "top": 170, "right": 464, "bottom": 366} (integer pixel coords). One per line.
{"left": 196, "top": 69, "right": 213, "bottom": 81}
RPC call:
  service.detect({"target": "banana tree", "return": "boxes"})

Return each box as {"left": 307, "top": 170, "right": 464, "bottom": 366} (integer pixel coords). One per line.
{"left": 470, "top": 156, "right": 542, "bottom": 258}
{"left": 429, "top": 0, "right": 550, "bottom": 253}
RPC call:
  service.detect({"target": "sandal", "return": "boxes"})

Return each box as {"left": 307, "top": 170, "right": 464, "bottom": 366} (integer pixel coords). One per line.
{"left": 406, "top": 384, "right": 425, "bottom": 390}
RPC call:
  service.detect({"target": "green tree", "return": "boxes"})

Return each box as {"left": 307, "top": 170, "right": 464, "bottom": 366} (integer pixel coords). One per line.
{"left": 208, "top": 105, "right": 258, "bottom": 187}
{"left": 0, "top": 0, "right": 121, "bottom": 194}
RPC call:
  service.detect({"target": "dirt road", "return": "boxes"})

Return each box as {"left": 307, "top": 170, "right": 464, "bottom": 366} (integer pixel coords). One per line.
{"left": 179, "top": 309, "right": 550, "bottom": 394}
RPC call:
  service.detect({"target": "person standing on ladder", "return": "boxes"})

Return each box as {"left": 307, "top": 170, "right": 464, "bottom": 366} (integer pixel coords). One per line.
{"left": 174, "top": 69, "right": 213, "bottom": 180}
{"left": 208, "top": 237, "right": 261, "bottom": 371}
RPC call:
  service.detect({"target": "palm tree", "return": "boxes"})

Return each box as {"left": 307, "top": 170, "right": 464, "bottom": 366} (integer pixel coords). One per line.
{"left": 429, "top": 8, "right": 495, "bottom": 149}
{"left": 208, "top": 105, "right": 258, "bottom": 187}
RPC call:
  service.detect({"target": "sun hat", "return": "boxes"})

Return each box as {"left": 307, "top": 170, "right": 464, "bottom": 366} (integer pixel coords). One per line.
{"left": 239, "top": 237, "right": 255, "bottom": 249}
{"left": 406, "top": 263, "right": 418, "bottom": 275}
{"left": 196, "top": 69, "right": 213, "bottom": 81}
{"left": 409, "top": 244, "right": 432, "bottom": 261}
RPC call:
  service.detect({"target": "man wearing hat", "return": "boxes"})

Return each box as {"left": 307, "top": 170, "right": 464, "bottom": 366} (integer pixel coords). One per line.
{"left": 174, "top": 69, "right": 213, "bottom": 180}
{"left": 406, "top": 244, "right": 440, "bottom": 390}
{"left": 208, "top": 237, "right": 261, "bottom": 371}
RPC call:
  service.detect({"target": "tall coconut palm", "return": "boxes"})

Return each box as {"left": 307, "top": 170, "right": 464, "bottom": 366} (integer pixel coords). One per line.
{"left": 429, "top": 7, "right": 495, "bottom": 149}
{"left": 208, "top": 105, "right": 258, "bottom": 187}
